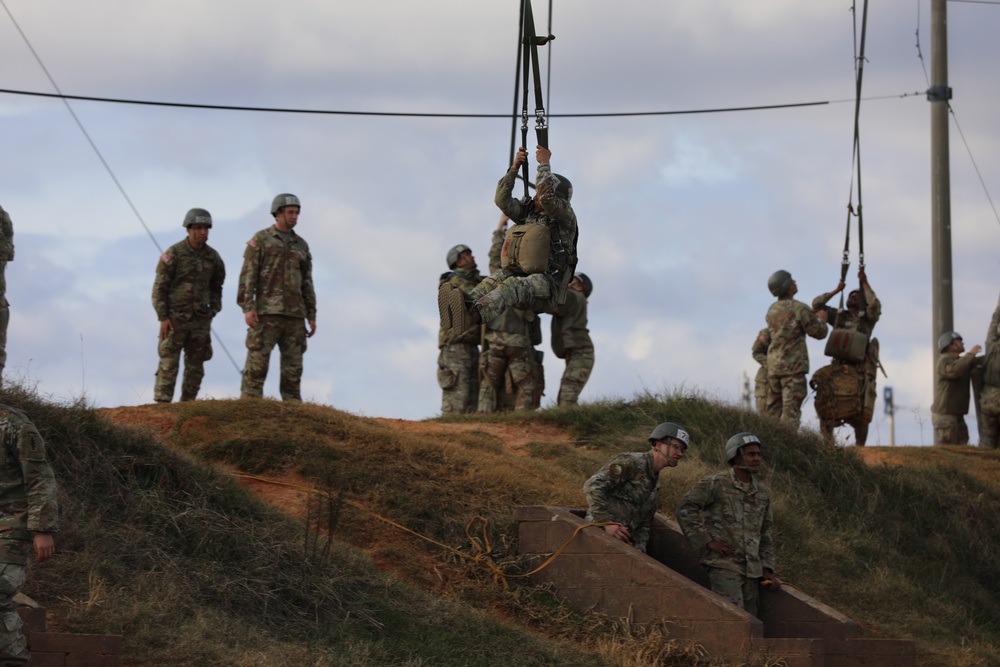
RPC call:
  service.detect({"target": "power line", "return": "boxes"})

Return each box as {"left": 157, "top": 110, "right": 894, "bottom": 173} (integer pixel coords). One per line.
{"left": 0, "top": 86, "right": 927, "bottom": 119}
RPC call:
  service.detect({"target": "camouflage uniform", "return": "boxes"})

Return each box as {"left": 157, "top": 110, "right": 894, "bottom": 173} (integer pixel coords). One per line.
{"left": 468, "top": 163, "right": 578, "bottom": 323}
{"left": 980, "top": 305, "right": 1000, "bottom": 448}
{"left": 151, "top": 238, "right": 225, "bottom": 402}
{"left": 0, "top": 405, "right": 59, "bottom": 666}
{"left": 812, "top": 283, "right": 881, "bottom": 444}
{"left": 438, "top": 266, "right": 482, "bottom": 414}
{"left": 765, "top": 296, "right": 828, "bottom": 423}
{"left": 0, "top": 207, "right": 13, "bottom": 385}
{"left": 237, "top": 226, "right": 316, "bottom": 401}
{"left": 583, "top": 451, "right": 660, "bottom": 553}
{"left": 932, "top": 347, "right": 982, "bottom": 445}
{"left": 551, "top": 289, "right": 594, "bottom": 406}
{"left": 478, "top": 228, "right": 539, "bottom": 413}
{"left": 676, "top": 469, "right": 774, "bottom": 615}
{"left": 751, "top": 329, "right": 771, "bottom": 415}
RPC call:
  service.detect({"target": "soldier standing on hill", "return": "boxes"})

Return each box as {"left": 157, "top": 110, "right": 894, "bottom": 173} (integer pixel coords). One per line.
{"left": 583, "top": 422, "right": 689, "bottom": 553}
{"left": 932, "top": 331, "right": 982, "bottom": 445}
{"left": 0, "top": 206, "right": 14, "bottom": 386}
{"left": 237, "top": 194, "right": 317, "bottom": 402}
{"left": 979, "top": 295, "right": 1000, "bottom": 448}
{"left": 478, "top": 216, "right": 539, "bottom": 413}
{"left": 551, "top": 273, "right": 594, "bottom": 406}
{"left": 438, "top": 244, "right": 483, "bottom": 414}
{"left": 765, "top": 270, "right": 829, "bottom": 424}
{"left": 152, "top": 209, "right": 225, "bottom": 403}
{"left": 677, "top": 432, "right": 780, "bottom": 617}
{"left": 0, "top": 404, "right": 58, "bottom": 665}
{"left": 751, "top": 328, "right": 771, "bottom": 416}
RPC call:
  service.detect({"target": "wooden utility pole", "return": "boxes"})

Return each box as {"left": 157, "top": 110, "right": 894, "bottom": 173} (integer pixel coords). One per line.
{"left": 929, "top": 0, "right": 953, "bottom": 443}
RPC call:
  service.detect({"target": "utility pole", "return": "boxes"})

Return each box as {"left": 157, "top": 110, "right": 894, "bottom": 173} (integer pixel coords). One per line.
{"left": 929, "top": 0, "right": 953, "bottom": 444}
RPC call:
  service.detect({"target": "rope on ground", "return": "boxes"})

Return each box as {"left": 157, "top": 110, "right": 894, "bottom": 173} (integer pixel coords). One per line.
{"left": 231, "top": 472, "right": 612, "bottom": 590}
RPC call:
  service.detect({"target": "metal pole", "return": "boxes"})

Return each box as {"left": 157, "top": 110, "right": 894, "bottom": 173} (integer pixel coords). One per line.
{"left": 929, "top": 0, "right": 953, "bottom": 444}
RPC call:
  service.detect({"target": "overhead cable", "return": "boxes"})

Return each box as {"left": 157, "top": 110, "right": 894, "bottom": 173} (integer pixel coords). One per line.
{"left": 0, "top": 86, "right": 926, "bottom": 119}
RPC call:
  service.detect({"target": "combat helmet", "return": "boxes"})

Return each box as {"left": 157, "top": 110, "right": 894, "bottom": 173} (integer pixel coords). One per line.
{"left": 446, "top": 244, "right": 472, "bottom": 270}
{"left": 648, "top": 422, "right": 690, "bottom": 450}
{"left": 575, "top": 273, "right": 593, "bottom": 298}
{"left": 767, "top": 270, "right": 793, "bottom": 297}
{"left": 938, "top": 331, "right": 962, "bottom": 353}
{"left": 726, "top": 432, "right": 761, "bottom": 463}
{"left": 551, "top": 173, "right": 572, "bottom": 201}
{"left": 271, "top": 193, "right": 301, "bottom": 215}
{"left": 182, "top": 208, "right": 212, "bottom": 228}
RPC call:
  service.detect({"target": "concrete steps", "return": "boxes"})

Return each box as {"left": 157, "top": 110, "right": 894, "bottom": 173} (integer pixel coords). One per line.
{"left": 516, "top": 506, "right": 916, "bottom": 667}
{"left": 16, "top": 594, "right": 122, "bottom": 667}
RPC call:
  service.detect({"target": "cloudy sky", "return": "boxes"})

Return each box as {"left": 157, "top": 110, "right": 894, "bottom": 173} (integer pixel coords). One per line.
{"left": 1, "top": 0, "right": 998, "bottom": 447}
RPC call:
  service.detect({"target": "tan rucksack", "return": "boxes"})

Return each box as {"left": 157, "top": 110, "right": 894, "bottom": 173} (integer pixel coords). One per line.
{"left": 438, "top": 280, "right": 475, "bottom": 345}
{"left": 501, "top": 223, "right": 550, "bottom": 274}
{"left": 825, "top": 328, "right": 869, "bottom": 363}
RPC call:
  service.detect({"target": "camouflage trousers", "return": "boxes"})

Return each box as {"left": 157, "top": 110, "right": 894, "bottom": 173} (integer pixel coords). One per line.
{"left": 438, "top": 343, "right": 479, "bottom": 414}
{"left": 0, "top": 563, "right": 28, "bottom": 666}
{"left": 0, "top": 298, "right": 7, "bottom": 385}
{"left": 468, "top": 269, "right": 557, "bottom": 323}
{"left": 478, "top": 341, "right": 535, "bottom": 413}
{"left": 557, "top": 345, "right": 594, "bottom": 406}
{"left": 766, "top": 373, "right": 807, "bottom": 424}
{"left": 980, "top": 385, "right": 1000, "bottom": 448}
{"left": 931, "top": 413, "right": 969, "bottom": 446}
{"left": 707, "top": 567, "right": 761, "bottom": 616}
{"left": 241, "top": 315, "right": 308, "bottom": 402}
{"left": 154, "top": 317, "right": 213, "bottom": 403}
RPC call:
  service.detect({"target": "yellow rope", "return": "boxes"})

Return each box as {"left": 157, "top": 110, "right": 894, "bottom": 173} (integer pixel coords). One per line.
{"left": 231, "top": 472, "right": 614, "bottom": 589}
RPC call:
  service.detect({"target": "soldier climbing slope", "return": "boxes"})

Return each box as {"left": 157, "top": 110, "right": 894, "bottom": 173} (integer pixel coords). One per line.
{"left": 438, "top": 244, "right": 483, "bottom": 414}
{"left": 466, "top": 145, "right": 578, "bottom": 325}
{"left": 809, "top": 268, "right": 881, "bottom": 445}
{"left": 583, "top": 423, "right": 689, "bottom": 554}
{"left": 677, "top": 432, "right": 781, "bottom": 617}
{"left": 151, "top": 208, "right": 225, "bottom": 403}
{"left": 764, "top": 270, "right": 829, "bottom": 424}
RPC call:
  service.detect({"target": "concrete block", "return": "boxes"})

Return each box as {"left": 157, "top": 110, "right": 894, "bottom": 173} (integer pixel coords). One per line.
{"left": 517, "top": 522, "right": 548, "bottom": 555}
{"left": 26, "top": 654, "right": 65, "bottom": 667}
{"left": 29, "top": 633, "right": 123, "bottom": 654}
{"left": 18, "top": 604, "right": 46, "bottom": 633}
{"left": 843, "top": 638, "right": 917, "bottom": 667}
{"left": 65, "top": 655, "right": 121, "bottom": 667}
{"left": 513, "top": 505, "right": 556, "bottom": 521}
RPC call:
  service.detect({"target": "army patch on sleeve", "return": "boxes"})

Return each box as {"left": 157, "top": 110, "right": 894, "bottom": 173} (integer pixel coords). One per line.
{"left": 160, "top": 253, "right": 172, "bottom": 264}
{"left": 247, "top": 238, "right": 258, "bottom": 248}
{"left": 609, "top": 463, "right": 624, "bottom": 477}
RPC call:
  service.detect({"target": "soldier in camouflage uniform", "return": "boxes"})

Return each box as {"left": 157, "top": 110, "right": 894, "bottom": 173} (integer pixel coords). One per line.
{"left": 676, "top": 433, "right": 780, "bottom": 616}
{"left": 438, "top": 244, "right": 482, "bottom": 414}
{"left": 764, "top": 270, "right": 829, "bottom": 424}
{"left": 979, "top": 295, "right": 1000, "bottom": 448}
{"left": 0, "top": 405, "right": 58, "bottom": 666}
{"left": 811, "top": 269, "right": 881, "bottom": 445}
{"left": 552, "top": 273, "right": 594, "bottom": 406}
{"left": 583, "top": 422, "right": 689, "bottom": 553}
{"left": 931, "top": 331, "right": 982, "bottom": 445}
{"left": 0, "top": 207, "right": 13, "bottom": 385}
{"left": 237, "top": 194, "right": 317, "bottom": 402}
{"left": 751, "top": 328, "right": 771, "bottom": 415}
{"left": 467, "top": 146, "right": 578, "bottom": 324}
{"left": 151, "top": 208, "right": 225, "bottom": 403}
{"left": 478, "top": 216, "right": 539, "bottom": 413}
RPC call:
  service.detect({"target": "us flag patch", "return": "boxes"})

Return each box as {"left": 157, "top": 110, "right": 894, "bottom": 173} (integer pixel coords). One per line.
{"left": 160, "top": 253, "right": 171, "bottom": 264}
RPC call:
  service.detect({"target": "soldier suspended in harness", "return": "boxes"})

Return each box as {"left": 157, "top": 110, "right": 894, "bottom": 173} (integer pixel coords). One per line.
{"left": 810, "top": 268, "right": 882, "bottom": 446}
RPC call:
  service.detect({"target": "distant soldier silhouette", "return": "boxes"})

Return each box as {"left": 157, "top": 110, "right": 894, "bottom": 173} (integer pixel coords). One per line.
{"left": 0, "top": 206, "right": 13, "bottom": 385}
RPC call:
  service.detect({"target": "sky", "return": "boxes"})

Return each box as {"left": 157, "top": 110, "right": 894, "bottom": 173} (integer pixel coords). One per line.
{"left": 1, "top": 0, "right": 998, "bottom": 448}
